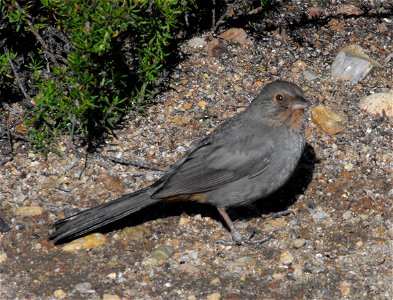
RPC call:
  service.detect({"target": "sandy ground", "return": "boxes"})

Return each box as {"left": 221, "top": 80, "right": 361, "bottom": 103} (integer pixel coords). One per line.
{"left": 1, "top": 1, "right": 392, "bottom": 299}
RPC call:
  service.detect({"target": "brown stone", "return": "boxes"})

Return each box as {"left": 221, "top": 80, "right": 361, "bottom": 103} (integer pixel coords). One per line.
{"left": 96, "top": 172, "right": 126, "bottom": 192}
{"left": 307, "top": 6, "right": 323, "bottom": 18}
{"left": 219, "top": 28, "right": 253, "bottom": 46}
{"left": 337, "top": 5, "right": 362, "bottom": 16}
{"left": 205, "top": 39, "right": 228, "bottom": 58}
{"left": 311, "top": 105, "right": 345, "bottom": 135}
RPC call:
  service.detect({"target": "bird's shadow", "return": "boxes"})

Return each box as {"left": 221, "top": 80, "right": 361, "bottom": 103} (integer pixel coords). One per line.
{"left": 102, "top": 143, "right": 317, "bottom": 235}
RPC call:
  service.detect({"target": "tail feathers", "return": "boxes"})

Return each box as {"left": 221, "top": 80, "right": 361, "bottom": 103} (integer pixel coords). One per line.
{"left": 49, "top": 188, "right": 158, "bottom": 243}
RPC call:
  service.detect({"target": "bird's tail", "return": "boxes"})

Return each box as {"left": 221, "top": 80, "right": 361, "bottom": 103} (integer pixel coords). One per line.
{"left": 49, "top": 188, "right": 158, "bottom": 243}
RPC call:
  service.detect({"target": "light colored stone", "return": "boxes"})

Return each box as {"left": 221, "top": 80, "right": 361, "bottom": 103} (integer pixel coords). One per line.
{"left": 53, "top": 289, "right": 67, "bottom": 299}
{"left": 359, "top": 91, "right": 393, "bottom": 117}
{"left": 197, "top": 101, "right": 207, "bottom": 108}
{"left": 62, "top": 233, "right": 107, "bottom": 252}
{"left": 311, "top": 210, "right": 329, "bottom": 221}
{"left": 293, "top": 239, "right": 306, "bottom": 249}
{"left": 103, "top": 294, "right": 121, "bottom": 300}
{"left": 0, "top": 252, "right": 7, "bottom": 263}
{"left": 188, "top": 37, "right": 206, "bottom": 48}
{"left": 15, "top": 206, "right": 43, "bottom": 216}
{"left": 228, "top": 256, "right": 257, "bottom": 269}
{"left": 343, "top": 211, "right": 353, "bottom": 220}
{"left": 302, "top": 70, "right": 317, "bottom": 81}
{"left": 182, "top": 102, "right": 193, "bottom": 110}
{"left": 152, "top": 244, "right": 174, "bottom": 261}
{"left": 206, "top": 292, "right": 221, "bottom": 300}
{"left": 179, "top": 216, "right": 191, "bottom": 225}
{"left": 178, "top": 262, "right": 200, "bottom": 274}
{"left": 119, "top": 225, "right": 151, "bottom": 242}
{"left": 337, "top": 4, "right": 362, "bottom": 15}
{"left": 340, "top": 281, "right": 351, "bottom": 297}
{"left": 280, "top": 250, "right": 294, "bottom": 265}
{"left": 106, "top": 272, "right": 117, "bottom": 279}
{"left": 210, "top": 277, "right": 220, "bottom": 285}
{"left": 331, "top": 45, "right": 382, "bottom": 84}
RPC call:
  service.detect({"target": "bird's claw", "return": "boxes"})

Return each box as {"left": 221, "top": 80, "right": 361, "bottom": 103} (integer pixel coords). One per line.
{"left": 215, "top": 230, "right": 273, "bottom": 247}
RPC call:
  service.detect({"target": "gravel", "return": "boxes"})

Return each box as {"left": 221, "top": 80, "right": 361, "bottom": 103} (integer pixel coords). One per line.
{"left": 0, "top": 1, "right": 392, "bottom": 299}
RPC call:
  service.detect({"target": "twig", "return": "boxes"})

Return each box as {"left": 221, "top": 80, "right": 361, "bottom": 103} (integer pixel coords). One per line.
{"left": 101, "top": 155, "right": 163, "bottom": 171}
{"left": 4, "top": 48, "right": 34, "bottom": 109}
{"left": 10, "top": 132, "right": 30, "bottom": 142}
{"left": 14, "top": 1, "right": 60, "bottom": 68}
{"left": 212, "top": 0, "right": 216, "bottom": 30}
{"left": 123, "top": 170, "right": 164, "bottom": 177}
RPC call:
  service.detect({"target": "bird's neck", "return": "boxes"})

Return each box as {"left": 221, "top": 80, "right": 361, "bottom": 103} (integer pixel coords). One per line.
{"left": 247, "top": 105, "right": 306, "bottom": 133}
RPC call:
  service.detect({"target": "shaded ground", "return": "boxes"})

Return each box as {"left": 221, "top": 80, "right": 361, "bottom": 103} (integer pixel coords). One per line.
{"left": 1, "top": 1, "right": 392, "bottom": 299}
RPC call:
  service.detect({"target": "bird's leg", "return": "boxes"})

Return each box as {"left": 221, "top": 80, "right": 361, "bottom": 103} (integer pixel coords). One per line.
{"left": 217, "top": 208, "right": 243, "bottom": 244}
{"left": 216, "top": 208, "right": 272, "bottom": 247}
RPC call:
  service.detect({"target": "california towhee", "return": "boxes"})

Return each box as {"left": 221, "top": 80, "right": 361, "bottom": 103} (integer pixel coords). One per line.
{"left": 49, "top": 80, "right": 309, "bottom": 245}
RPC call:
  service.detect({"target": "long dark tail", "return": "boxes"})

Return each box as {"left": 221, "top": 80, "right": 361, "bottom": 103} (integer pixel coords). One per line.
{"left": 49, "top": 188, "right": 159, "bottom": 243}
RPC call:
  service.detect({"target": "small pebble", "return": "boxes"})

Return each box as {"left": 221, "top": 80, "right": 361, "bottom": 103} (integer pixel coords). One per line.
{"left": 206, "top": 292, "right": 221, "bottom": 300}
{"left": 229, "top": 256, "right": 257, "bottom": 268}
{"left": 103, "top": 294, "right": 121, "bottom": 300}
{"left": 53, "top": 289, "right": 67, "bottom": 299}
{"left": 179, "top": 216, "right": 191, "bottom": 225}
{"left": 75, "top": 282, "right": 95, "bottom": 294}
{"left": 197, "top": 101, "right": 207, "bottom": 108}
{"left": 280, "top": 250, "right": 294, "bottom": 265}
{"left": 62, "top": 233, "right": 107, "bottom": 252}
{"left": 210, "top": 277, "right": 220, "bottom": 285}
{"left": 176, "top": 146, "right": 187, "bottom": 153}
{"left": 188, "top": 37, "right": 206, "bottom": 48}
{"left": 340, "top": 281, "right": 351, "bottom": 297}
{"left": 0, "top": 252, "right": 7, "bottom": 264}
{"left": 293, "top": 239, "right": 306, "bottom": 249}
{"left": 152, "top": 244, "right": 174, "bottom": 261}
{"left": 342, "top": 211, "right": 352, "bottom": 220}
{"left": 344, "top": 163, "right": 354, "bottom": 171}
{"left": 302, "top": 70, "right": 317, "bottom": 81}
{"left": 15, "top": 206, "right": 43, "bottom": 216}
{"left": 106, "top": 272, "right": 117, "bottom": 279}
{"left": 289, "top": 219, "right": 298, "bottom": 226}
{"left": 119, "top": 225, "right": 151, "bottom": 242}
{"left": 312, "top": 210, "right": 329, "bottom": 221}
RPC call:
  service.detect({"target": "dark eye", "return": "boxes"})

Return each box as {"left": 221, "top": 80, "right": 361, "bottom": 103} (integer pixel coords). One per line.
{"left": 275, "top": 94, "right": 284, "bottom": 102}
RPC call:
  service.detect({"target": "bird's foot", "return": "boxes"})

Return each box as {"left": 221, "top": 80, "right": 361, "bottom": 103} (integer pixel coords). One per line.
{"left": 215, "top": 229, "right": 272, "bottom": 247}
{"left": 260, "top": 209, "right": 292, "bottom": 219}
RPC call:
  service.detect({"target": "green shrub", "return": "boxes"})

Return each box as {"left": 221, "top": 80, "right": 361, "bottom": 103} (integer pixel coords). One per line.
{"left": 0, "top": 0, "right": 193, "bottom": 154}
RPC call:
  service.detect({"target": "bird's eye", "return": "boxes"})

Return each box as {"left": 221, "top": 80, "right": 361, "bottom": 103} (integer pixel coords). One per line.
{"left": 275, "top": 94, "right": 284, "bottom": 102}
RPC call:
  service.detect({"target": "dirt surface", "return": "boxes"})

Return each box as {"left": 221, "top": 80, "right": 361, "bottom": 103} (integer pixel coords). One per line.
{"left": 1, "top": 1, "right": 392, "bottom": 299}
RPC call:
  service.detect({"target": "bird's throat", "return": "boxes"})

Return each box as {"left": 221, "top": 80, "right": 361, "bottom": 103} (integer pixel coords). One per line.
{"left": 272, "top": 109, "right": 305, "bottom": 132}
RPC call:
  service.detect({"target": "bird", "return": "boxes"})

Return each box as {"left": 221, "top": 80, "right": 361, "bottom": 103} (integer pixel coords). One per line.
{"left": 49, "top": 80, "right": 309, "bottom": 245}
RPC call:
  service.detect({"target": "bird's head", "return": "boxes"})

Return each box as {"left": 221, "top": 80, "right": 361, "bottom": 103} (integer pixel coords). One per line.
{"left": 249, "top": 80, "right": 309, "bottom": 131}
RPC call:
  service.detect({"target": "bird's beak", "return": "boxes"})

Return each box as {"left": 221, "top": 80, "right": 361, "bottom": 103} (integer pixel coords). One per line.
{"left": 290, "top": 96, "right": 309, "bottom": 110}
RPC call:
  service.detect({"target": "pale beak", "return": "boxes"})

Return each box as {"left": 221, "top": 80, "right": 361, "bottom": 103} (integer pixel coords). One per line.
{"left": 290, "top": 96, "right": 309, "bottom": 110}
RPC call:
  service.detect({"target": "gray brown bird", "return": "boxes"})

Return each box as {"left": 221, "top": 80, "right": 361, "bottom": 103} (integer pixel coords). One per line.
{"left": 49, "top": 80, "right": 309, "bottom": 245}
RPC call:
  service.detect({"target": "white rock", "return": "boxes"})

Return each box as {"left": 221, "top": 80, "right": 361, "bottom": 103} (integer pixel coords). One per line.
{"left": 187, "top": 37, "right": 206, "bottom": 48}
{"left": 359, "top": 91, "right": 393, "bottom": 117}
{"left": 331, "top": 45, "right": 382, "bottom": 84}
